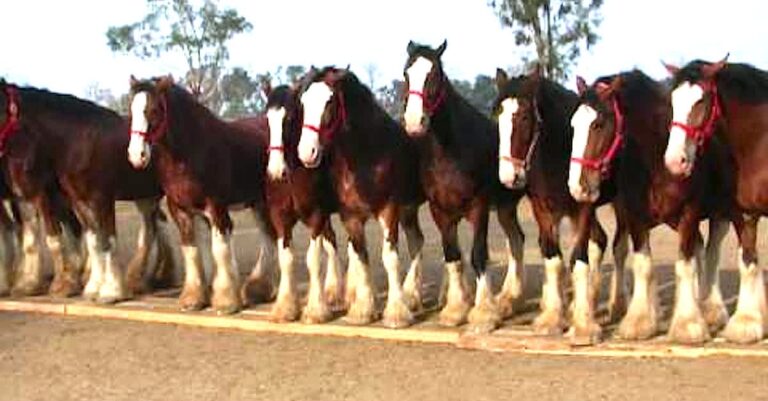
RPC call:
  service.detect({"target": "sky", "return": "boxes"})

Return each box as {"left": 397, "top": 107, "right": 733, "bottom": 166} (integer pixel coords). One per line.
{"left": 2, "top": 0, "right": 767, "bottom": 99}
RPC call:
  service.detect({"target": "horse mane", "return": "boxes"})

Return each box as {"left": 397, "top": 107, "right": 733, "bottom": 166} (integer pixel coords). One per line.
{"left": 14, "top": 84, "right": 121, "bottom": 123}
{"left": 674, "top": 60, "right": 768, "bottom": 104}
{"left": 597, "top": 70, "right": 665, "bottom": 113}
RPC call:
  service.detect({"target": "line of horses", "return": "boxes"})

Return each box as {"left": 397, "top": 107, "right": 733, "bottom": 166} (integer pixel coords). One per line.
{"left": 1, "top": 40, "right": 766, "bottom": 345}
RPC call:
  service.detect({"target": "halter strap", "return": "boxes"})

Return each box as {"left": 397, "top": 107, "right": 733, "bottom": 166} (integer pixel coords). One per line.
{"left": 570, "top": 97, "right": 625, "bottom": 175}
{"left": 408, "top": 76, "right": 447, "bottom": 116}
{"left": 130, "top": 94, "right": 169, "bottom": 143}
{"left": 500, "top": 96, "right": 544, "bottom": 172}
{"left": 0, "top": 85, "right": 21, "bottom": 156}
{"left": 268, "top": 145, "right": 284, "bottom": 152}
{"left": 302, "top": 89, "right": 347, "bottom": 139}
{"left": 669, "top": 81, "right": 721, "bottom": 151}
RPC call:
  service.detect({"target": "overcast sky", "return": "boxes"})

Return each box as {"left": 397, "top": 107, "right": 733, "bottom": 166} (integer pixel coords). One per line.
{"left": 2, "top": 0, "right": 766, "bottom": 98}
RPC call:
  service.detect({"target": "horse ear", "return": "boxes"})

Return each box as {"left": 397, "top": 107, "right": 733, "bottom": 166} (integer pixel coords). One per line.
{"left": 261, "top": 78, "right": 272, "bottom": 98}
{"left": 407, "top": 40, "right": 417, "bottom": 56}
{"left": 495, "top": 68, "right": 509, "bottom": 92}
{"left": 576, "top": 76, "right": 588, "bottom": 96}
{"left": 702, "top": 53, "right": 729, "bottom": 79}
{"left": 157, "top": 75, "right": 174, "bottom": 90}
{"left": 436, "top": 40, "right": 447, "bottom": 57}
{"left": 661, "top": 61, "right": 680, "bottom": 76}
{"left": 129, "top": 74, "right": 139, "bottom": 88}
{"left": 596, "top": 76, "right": 621, "bottom": 100}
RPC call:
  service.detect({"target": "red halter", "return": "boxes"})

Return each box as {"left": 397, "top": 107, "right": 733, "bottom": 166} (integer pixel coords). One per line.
{"left": 500, "top": 96, "right": 544, "bottom": 172}
{"left": 669, "top": 81, "right": 721, "bottom": 151}
{"left": 570, "top": 97, "right": 625, "bottom": 175}
{"left": 302, "top": 90, "right": 347, "bottom": 139}
{"left": 130, "top": 94, "right": 169, "bottom": 143}
{"left": 408, "top": 76, "right": 447, "bottom": 116}
{"left": 0, "top": 85, "right": 20, "bottom": 155}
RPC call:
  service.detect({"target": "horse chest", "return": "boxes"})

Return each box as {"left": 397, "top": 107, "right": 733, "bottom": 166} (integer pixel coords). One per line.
{"left": 157, "top": 157, "right": 206, "bottom": 207}
{"left": 422, "top": 158, "right": 476, "bottom": 211}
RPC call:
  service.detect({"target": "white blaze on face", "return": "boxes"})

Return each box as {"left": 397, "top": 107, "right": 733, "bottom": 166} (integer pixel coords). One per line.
{"left": 568, "top": 104, "right": 598, "bottom": 199}
{"left": 128, "top": 92, "right": 152, "bottom": 169}
{"left": 403, "top": 57, "right": 434, "bottom": 134}
{"left": 665, "top": 82, "right": 704, "bottom": 175}
{"left": 498, "top": 98, "right": 519, "bottom": 186}
{"left": 266, "top": 107, "right": 287, "bottom": 180}
{"left": 299, "top": 82, "right": 333, "bottom": 168}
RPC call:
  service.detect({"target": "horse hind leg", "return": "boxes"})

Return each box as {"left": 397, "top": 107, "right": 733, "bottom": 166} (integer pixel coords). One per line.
{"left": 11, "top": 201, "right": 45, "bottom": 297}
{"left": 125, "top": 199, "right": 160, "bottom": 295}
{"left": 241, "top": 206, "right": 277, "bottom": 305}
{"left": 400, "top": 203, "right": 425, "bottom": 313}
{"left": 208, "top": 208, "right": 242, "bottom": 315}
{"left": 607, "top": 213, "right": 630, "bottom": 323}
{"left": 42, "top": 195, "right": 83, "bottom": 298}
{"left": 466, "top": 199, "right": 502, "bottom": 334}
{"left": 0, "top": 201, "right": 17, "bottom": 296}
{"left": 495, "top": 203, "right": 525, "bottom": 319}
{"left": 700, "top": 218, "right": 729, "bottom": 332}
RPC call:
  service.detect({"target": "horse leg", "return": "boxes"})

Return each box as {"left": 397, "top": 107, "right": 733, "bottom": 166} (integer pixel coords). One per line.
{"left": 269, "top": 208, "right": 300, "bottom": 322}
{"left": 530, "top": 199, "right": 567, "bottom": 336}
{"left": 722, "top": 214, "right": 766, "bottom": 344}
{"left": 38, "top": 194, "right": 81, "bottom": 298}
{"left": 89, "top": 200, "right": 129, "bottom": 304}
{"left": 125, "top": 198, "right": 160, "bottom": 295}
{"left": 0, "top": 201, "right": 15, "bottom": 296}
{"left": 616, "top": 227, "right": 659, "bottom": 340}
{"left": 431, "top": 204, "right": 470, "bottom": 327}
{"left": 400, "top": 203, "right": 425, "bottom": 313}
{"left": 379, "top": 204, "right": 413, "bottom": 329}
{"left": 302, "top": 214, "right": 332, "bottom": 324}
{"left": 467, "top": 197, "right": 501, "bottom": 334}
{"left": 342, "top": 214, "right": 376, "bottom": 325}
{"left": 565, "top": 203, "right": 601, "bottom": 344}
{"left": 11, "top": 201, "right": 44, "bottom": 296}
{"left": 242, "top": 205, "right": 277, "bottom": 305}
{"left": 587, "top": 210, "right": 608, "bottom": 310}
{"left": 607, "top": 209, "right": 630, "bottom": 323}
{"left": 320, "top": 220, "right": 344, "bottom": 311}
{"left": 700, "top": 218, "right": 729, "bottom": 332}
{"left": 667, "top": 209, "right": 709, "bottom": 344}
{"left": 495, "top": 201, "right": 525, "bottom": 319}
{"left": 169, "top": 202, "right": 208, "bottom": 311}
{"left": 207, "top": 205, "right": 242, "bottom": 315}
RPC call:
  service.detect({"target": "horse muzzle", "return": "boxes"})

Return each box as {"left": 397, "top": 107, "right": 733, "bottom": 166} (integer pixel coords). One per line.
{"left": 569, "top": 184, "right": 599, "bottom": 203}
{"left": 664, "top": 152, "right": 693, "bottom": 178}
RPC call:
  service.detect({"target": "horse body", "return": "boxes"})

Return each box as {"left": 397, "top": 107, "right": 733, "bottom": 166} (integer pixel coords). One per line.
{"left": 570, "top": 70, "right": 733, "bottom": 344}
{"left": 664, "top": 60, "right": 768, "bottom": 343}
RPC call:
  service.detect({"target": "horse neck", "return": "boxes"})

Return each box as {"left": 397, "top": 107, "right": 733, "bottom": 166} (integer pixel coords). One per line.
{"left": 619, "top": 93, "right": 669, "bottom": 175}
{"left": 165, "top": 90, "right": 230, "bottom": 153}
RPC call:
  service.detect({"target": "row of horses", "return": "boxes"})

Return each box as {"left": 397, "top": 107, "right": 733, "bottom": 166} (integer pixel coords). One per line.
{"left": 1, "top": 40, "right": 766, "bottom": 346}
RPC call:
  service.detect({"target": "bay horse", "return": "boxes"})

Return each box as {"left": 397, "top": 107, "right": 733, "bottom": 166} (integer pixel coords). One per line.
{"left": 493, "top": 67, "right": 613, "bottom": 343}
{"left": 296, "top": 66, "right": 426, "bottom": 328}
{"left": 402, "top": 40, "right": 527, "bottom": 333}
{"left": 128, "top": 75, "right": 280, "bottom": 314}
{"left": 663, "top": 59, "right": 768, "bottom": 343}
{"left": 569, "top": 70, "right": 734, "bottom": 344}
{"left": 230, "top": 82, "right": 343, "bottom": 323}
{"left": 0, "top": 80, "right": 173, "bottom": 302}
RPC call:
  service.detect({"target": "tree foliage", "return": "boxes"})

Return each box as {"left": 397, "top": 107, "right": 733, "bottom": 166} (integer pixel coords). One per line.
{"left": 489, "top": 0, "right": 602, "bottom": 82}
{"left": 106, "top": 0, "right": 252, "bottom": 108}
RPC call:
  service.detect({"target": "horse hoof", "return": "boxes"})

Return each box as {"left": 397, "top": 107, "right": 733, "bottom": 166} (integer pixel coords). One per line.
{"left": 721, "top": 313, "right": 765, "bottom": 344}
{"left": 467, "top": 304, "right": 502, "bottom": 334}
{"left": 607, "top": 296, "right": 628, "bottom": 324}
{"left": 382, "top": 301, "right": 415, "bottom": 329}
{"left": 302, "top": 304, "right": 332, "bottom": 324}
{"left": 438, "top": 301, "right": 470, "bottom": 327}
{"left": 96, "top": 295, "right": 125, "bottom": 305}
{"left": 532, "top": 310, "right": 566, "bottom": 336}
{"left": 567, "top": 324, "right": 603, "bottom": 346}
{"left": 241, "top": 277, "right": 275, "bottom": 305}
{"left": 179, "top": 292, "right": 209, "bottom": 312}
{"left": 701, "top": 300, "right": 729, "bottom": 333}
{"left": 616, "top": 312, "right": 658, "bottom": 341}
{"left": 495, "top": 293, "right": 521, "bottom": 320}
{"left": 49, "top": 277, "right": 82, "bottom": 298}
{"left": 214, "top": 303, "right": 241, "bottom": 316}
{"left": 270, "top": 299, "right": 300, "bottom": 323}
{"left": 126, "top": 278, "right": 151, "bottom": 296}
{"left": 11, "top": 282, "right": 44, "bottom": 298}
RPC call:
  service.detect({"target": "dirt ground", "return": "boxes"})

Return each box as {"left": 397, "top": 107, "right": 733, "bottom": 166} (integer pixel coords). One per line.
{"left": 3, "top": 201, "right": 768, "bottom": 401}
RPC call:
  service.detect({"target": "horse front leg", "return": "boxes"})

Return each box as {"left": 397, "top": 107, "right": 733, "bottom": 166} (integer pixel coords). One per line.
{"left": 37, "top": 194, "right": 82, "bottom": 298}
{"left": 466, "top": 196, "right": 501, "bottom": 334}
{"left": 0, "top": 201, "right": 15, "bottom": 296}
{"left": 722, "top": 213, "right": 766, "bottom": 344}
{"left": 125, "top": 198, "right": 161, "bottom": 295}
{"left": 302, "top": 211, "right": 332, "bottom": 324}
{"left": 206, "top": 204, "right": 242, "bottom": 315}
{"left": 430, "top": 204, "right": 470, "bottom": 327}
{"left": 400, "top": 203, "right": 425, "bottom": 313}
{"left": 169, "top": 201, "right": 208, "bottom": 311}
{"left": 379, "top": 203, "right": 413, "bottom": 329}
{"left": 11, "top": 201, "right": 44, "bottom": 297}
{"left": 530, "top": 199, "right": 567, "bottom": 337}
{"left": 320, "top": 220, "right": 344, "bottom": 311}
{"left": 82, "top": 199, "right": 128, "bottom": 304}
{"left": 495, "top": 200, "right": 525, "bottom": 319}
{"left": 565, "top": 203, "right": 601, "bottom": 345}
{"left": 616, "top": 226, "right": 659, "bottom": 341}
{"left": 608, "top": 207, "right": 630, "bottom": 323}
{"left": 700, "top": 218, "right": 729, "bottom": 332}
{"left": 242, "top": 205, "right": 277, "bottom": 305}
{"left": 342, "top": 213, "right": 376, "bottom": 325}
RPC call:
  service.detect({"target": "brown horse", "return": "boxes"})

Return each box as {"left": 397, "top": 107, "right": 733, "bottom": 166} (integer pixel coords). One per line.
{"left": 663, "top": 59, "right": 768, "bottom": 343}
{"left": 0, "top": 80, "right": 173, "bottom": 303}
{"left": 493, "top": 67, "right": 612, "bottom": 343}
{"left": 231, "top": 82, "right": 343, "bottom": 323}
{"left": 128, "top": 75, "right": 279, "bottom": 314}
{"left": 296, "top": 66, "right": 425, "bottom": 328}
{"left": 570, "top": 70, "right": 734, "bottom": 344}
{"left": 402, "top": 41, "right": 528, "bottom": 333}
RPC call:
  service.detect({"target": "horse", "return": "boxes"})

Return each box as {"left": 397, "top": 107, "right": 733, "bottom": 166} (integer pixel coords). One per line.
{"left": 296, "top": 66, "right": 426, "bottom": 328}
{"left": 569, "top": 70, "right": 734, "bottom": 344}
{"left": 402, "top": 40, "right": 529, "bottom": 333}
{"left": 663, "top": 58, "right": 768, "bottom": 343}
{"left": 493, "top": 66, "right": 613, "bottom": 343}
{"left": 230, "top": 82, "right": 343, "bottom": 323}
{"left": 128, "top": 75, "right": 281, "bottom": 314}
{"left": 0, "top": 80, "right": 174, "bottom": 303}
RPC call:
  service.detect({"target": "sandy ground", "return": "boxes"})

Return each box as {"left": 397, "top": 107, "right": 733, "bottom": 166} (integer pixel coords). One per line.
{"left": 3, "top": 201, "right": 768, "bottom": 401}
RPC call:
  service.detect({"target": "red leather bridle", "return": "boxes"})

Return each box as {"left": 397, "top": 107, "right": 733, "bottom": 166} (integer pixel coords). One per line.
{"left": 407, "top": 72, "right": 447, "bottom": 116}
{"left": 301, "top": 89, "right": 347, "bottom": 140}
{"left": 669, "top": 81, "right": 721, "bottom": 151}
{"left": 570, "top": 97, "right": 625, "bottom": 175}
{"left": 0, "top": 85, "right": 20, "bottom": 155}
{"left": 499, "top": 96, "right": 544, "bottom": 172}
{"left": 130, "top": 94, "right": 169, "bottom": 143}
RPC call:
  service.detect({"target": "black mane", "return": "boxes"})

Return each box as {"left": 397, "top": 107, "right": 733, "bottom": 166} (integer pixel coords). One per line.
{"left": 673, "top": 60, "right": 768, "bottom": 104}
{"left": 10, "top": 83, "right": 120, "bottom": 123}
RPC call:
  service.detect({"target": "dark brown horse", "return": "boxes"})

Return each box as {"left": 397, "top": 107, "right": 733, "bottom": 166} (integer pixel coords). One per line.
{"left": 493, "top": 67, "right": 611, "bottom": 343}
{"left": 296, "top": 67, "right": 425, "bottom": 328}
{"left": 0, "top": 80, "right": 172, "bottom": 303}
{"left": 663, "top": 59, "right": 768, "bottom": 343}
{"left": 402, "top": 41, "right": 527, "bottom": 333}
{"left": 232, "top": 82, "right": 343, "bottom": 323}
{"left": 570, "top": 70, "right": 734, "bottom": 344}
{"left": 128, "top": 75, "right": 280, "bottom": 314}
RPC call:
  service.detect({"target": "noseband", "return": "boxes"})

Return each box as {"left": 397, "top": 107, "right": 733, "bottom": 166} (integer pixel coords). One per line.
{"left": 570, "top": 97, "right": 625, "bottom": 176}
{"left": 130, "top": 94, "right": 169, "bottom": 143}
{"left": 500, "top": 96, "right": 544, "bottom": 172}
{"left": 669, "top": 81, "right": 721, "bottom": 152}
{"left": 0, "top": 85, "right": 20, "bottom": 155}
{"left": 408, "top": 74, "right": 447, "bottom": 116}
{"left": 302, "top": 89, "right": 347, "bottom": 140}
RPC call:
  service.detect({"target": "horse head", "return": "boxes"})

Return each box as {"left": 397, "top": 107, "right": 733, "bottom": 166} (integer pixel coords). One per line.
{"left": 127, "top": 75, "right": 174, "bottom": 170}
{"left": 402, "top": 40, "right": 448, "bottom": 137}
{"left": 297, "top": 66, "right": 349, "bottom": 168}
